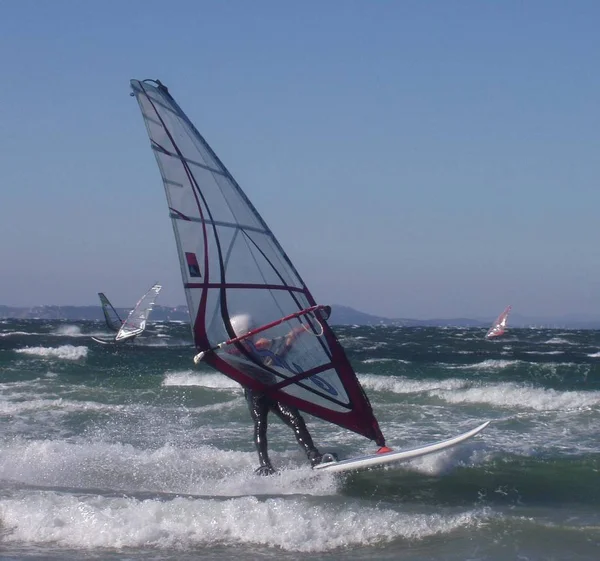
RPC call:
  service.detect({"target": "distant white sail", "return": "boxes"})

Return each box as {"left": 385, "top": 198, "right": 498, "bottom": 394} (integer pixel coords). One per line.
{"left": 485, "top": 305, "right": 512, "bottom": 339}
{"left": 115, "top": 283, "right": 162, "bottom": 342}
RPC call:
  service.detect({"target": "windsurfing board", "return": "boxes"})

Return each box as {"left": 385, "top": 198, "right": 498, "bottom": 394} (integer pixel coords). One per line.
{"left": 314, "top": 420, "right": 490, "bottom": 474}
{"left": 91, "top": 336, "right": 114, "bottom": 345}
{"left": 91, "top": 336, "right": 138, "bottom": 345}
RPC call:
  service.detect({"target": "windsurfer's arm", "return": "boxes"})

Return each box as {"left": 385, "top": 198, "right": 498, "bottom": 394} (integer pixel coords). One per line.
{"left": 285, "top": 324, "right": 307, "bottom": 347}
{"left": 252, "top": 327, "right": 304, "bottom": 357}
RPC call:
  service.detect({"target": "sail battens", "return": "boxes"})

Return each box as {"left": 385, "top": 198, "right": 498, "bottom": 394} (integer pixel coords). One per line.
{"left": 165, "top": 179, "right": 185, "bottom": 188}
{"left": 150, "top": 144, "right": 226, "bottom": 176}
{"left": 131, "top": 78, "right": 386, "bottom": 446}
{"left": 143, "top": 93, "right": 182, "bottom": 117}
{"left": 115, "top": 283, "right": 162, "bottom": 342}
{"left": 142, "top": 113, "right": 163, "bottom": 128}
{"left": 184, "top": 282, "right": 306, "bottom": 292}
{"left": 167, "top": 213, "right": 270, "bottom": 235}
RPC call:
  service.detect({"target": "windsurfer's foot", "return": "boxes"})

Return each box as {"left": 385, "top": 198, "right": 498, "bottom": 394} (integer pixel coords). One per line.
{"left": 309, "top": 450, "right": 338, "bottom": 467}
{"left": 255, "top": 464, "right": 276, "bottom": 476}
{"left": 308, "top": 450, "right": 322, "bottom": 467}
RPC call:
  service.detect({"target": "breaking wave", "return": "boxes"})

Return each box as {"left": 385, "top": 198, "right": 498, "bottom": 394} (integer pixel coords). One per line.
{"left": 15, "top": 345, "right": 88, "bottom": 360}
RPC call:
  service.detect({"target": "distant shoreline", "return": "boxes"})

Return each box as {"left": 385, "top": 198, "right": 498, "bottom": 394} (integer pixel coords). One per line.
{"left": 2, "top": 304, "right": 599, "bottom": 329}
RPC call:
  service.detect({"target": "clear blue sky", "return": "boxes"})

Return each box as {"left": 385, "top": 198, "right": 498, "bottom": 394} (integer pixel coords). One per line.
{"left": 1, "top": 1, "right": 599, "bottom": 319}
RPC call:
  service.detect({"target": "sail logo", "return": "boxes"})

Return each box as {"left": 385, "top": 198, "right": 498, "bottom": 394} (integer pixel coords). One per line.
{"left": 185, "top": 252, "right": 202, "bottom": 277}
{"left": 308, "top": 374, "right": 338, "bottom": 396}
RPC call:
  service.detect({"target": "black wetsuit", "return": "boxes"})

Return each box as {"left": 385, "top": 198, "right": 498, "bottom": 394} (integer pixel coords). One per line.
{"left": 245, "top": 388, "right": 322, "bottom": 475}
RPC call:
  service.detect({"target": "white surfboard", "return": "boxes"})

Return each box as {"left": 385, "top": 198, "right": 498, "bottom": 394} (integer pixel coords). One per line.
{"left": 314, "top": 420, "right": 490, "bottom": 474}
{"left": 91, "top": 336, "right": 116, "bottom": 345}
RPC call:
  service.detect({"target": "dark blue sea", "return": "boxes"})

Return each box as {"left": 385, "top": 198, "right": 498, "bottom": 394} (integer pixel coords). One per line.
{"left": 1, "top": 319, "right": 599, "bottom": 560}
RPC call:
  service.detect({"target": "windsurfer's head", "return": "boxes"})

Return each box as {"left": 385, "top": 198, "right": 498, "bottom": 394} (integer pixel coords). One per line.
{"left": 230, "top": 314, "right": 253, "bottom": 338}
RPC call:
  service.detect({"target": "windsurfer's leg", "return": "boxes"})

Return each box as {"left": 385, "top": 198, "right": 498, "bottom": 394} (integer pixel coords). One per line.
{"left": 271, "top": 402, "right": 323, "bottom": 467}
{"left": 245, "top": 390, "right": 275, "bottom": 475}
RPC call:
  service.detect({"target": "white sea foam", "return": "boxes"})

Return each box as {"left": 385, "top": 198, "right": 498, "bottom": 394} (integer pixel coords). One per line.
{"left": 544, "top": 337, "right": 576, "bottom": 345}
{"left": 0, "top": 489, "right": 490, "bottom": 551}
{"left": 358, "top": 373, "right": 600, "bottom": 412}
{"left": 359, "top": 374, "right": 467, "bottom": 394}
{"left": 362, "top": 358, "right": 410, "bottom": 364}
{"left": 0, "top": 438, "right": 334, "bottom": 498}
{"left": 52, "top": 325, "right": 83, "bottom": 336}
{"left": 449, "top": 359, "right": 520, "bottom": 371}
{"left": 15, "top": 345, "right": 88, "bottom": 360}
{"left": 163, "top": 371, "right": 239, "bottom": 389}
{"left": 363, "top": 342, "right": 388, "bottom": 351}
{"left": 429, "top": 382, "right": 600, "bottom": 411}
{"left": 0, "top": 397, "right": 128, "bottom": 416}
{"left": 0, "top": 331, "right": 32, "bottom": 337}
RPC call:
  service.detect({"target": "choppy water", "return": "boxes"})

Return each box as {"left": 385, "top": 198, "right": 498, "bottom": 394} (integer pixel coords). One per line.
{"left": 1, "top": 319, "right": 599, "bottom": 560}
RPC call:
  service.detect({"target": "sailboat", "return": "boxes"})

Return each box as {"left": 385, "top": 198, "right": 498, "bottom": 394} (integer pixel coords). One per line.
{"left": 98, "top": 292, "right": 123, "bottom": 332}
{"left": 92, "top": 283, "right": 162, "bottom": 344}
{"left": 130, "top": 79, "right": 488, "bottom": 471}
{"left": 485, "top": 305, "right": 512, "bottom": 339}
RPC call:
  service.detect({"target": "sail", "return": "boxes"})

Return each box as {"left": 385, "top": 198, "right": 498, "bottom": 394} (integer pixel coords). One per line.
{"left": 485, "top": 305, "right": 512, "bottom": 339}
{"left": 130, "top": 79, "right": 385, "bottom": 446}
{"left": 115, "top": 283, "right": 162, "bottom": 342}
{"left": 98, "top": 292, "right": 123, "bottom": 332}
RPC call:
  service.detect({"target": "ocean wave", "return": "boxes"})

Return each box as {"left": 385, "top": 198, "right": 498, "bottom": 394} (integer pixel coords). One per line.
{"left": 545, "top": 337, "right": 576, "bottom": 345}
{"left": 359, "top": 374, "right": 467, "bottom": 394}
{"left": 449, "top": 359, "right": 520, "bottom": 371}
{"left": 361, "top": 358, "right": 411, "bottom": 364}
{"left": 358, "top": 373, "right": 600, "bottom": 412}
{"left": 0, "top": 489, "right": 490, "bottom": 551}
{"left": 0, "top": 398, "right": 128, "bottom": 416}
{"left": 429, "top": 382, "right": 600, "bottom": 411}
{"left": 15, "top": 345, "right": 88, "bottom": 360}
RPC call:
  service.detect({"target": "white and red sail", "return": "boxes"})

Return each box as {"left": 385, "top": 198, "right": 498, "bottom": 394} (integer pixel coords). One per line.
{"left": 130, "top": 79, "right": 385, "bottom": 446}
{"left": 485, "top": 305, "right": 512, "bottom": 339}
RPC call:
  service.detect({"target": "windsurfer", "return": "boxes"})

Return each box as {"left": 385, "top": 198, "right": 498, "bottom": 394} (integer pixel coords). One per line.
{"left": 229, "top": 314, "right": 324, "bottom": 476}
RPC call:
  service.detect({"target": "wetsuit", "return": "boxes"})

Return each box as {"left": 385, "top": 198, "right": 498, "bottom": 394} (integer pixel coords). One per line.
{"left": 245, "top": 388, "right": 322, "bottom": 475}
{"left": 240, "top": 325, "right": 323, "bottom": 475}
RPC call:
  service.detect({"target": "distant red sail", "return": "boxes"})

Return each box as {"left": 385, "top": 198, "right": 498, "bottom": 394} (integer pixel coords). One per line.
{"left": 130, "top": 79, "right": 385, "bottom": 446}
{"left": 486, "top": 305, "right": 512, "bottom": 339}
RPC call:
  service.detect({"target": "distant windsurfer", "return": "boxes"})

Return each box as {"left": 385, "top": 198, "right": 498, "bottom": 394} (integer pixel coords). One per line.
{"left": 228, "top": 313, "right": 325, "bottom": 476}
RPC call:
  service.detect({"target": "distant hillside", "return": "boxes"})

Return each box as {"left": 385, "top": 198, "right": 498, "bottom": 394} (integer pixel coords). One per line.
{"left": 0, "top": 304, "right": 189, "bottom": 322}
{"left": 328, "top": 305, "right": 487, "bottom": 327}
{"left": 1, "top": 303, "right": 599, "bottom": 329}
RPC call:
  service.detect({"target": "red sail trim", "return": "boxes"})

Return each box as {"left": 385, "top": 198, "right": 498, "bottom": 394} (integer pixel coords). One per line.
{"left": 321, "top": 325, "right": 385, "bottom": 446}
